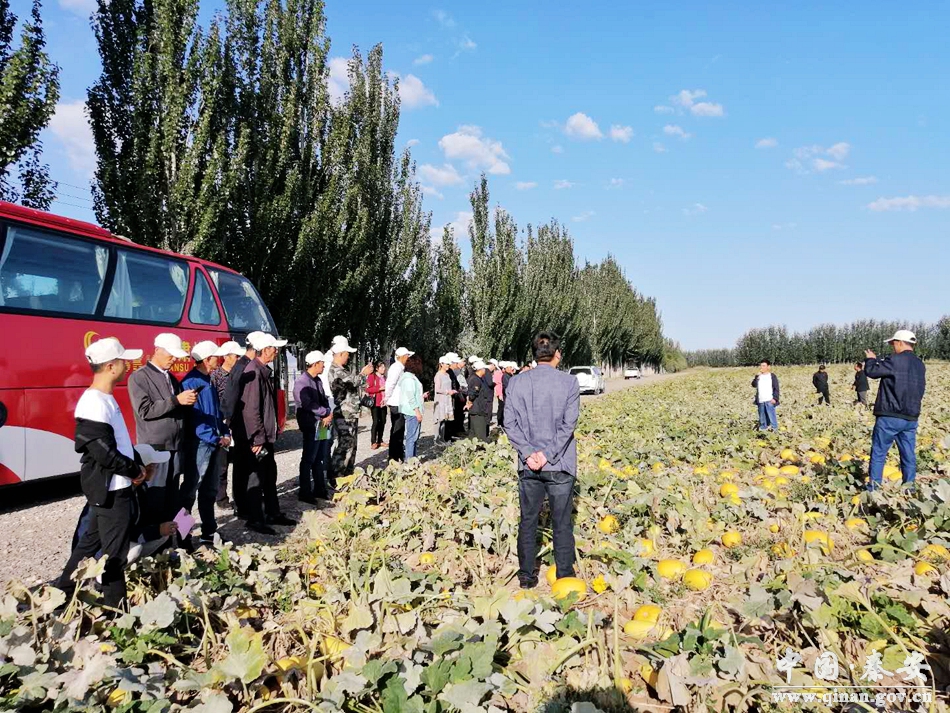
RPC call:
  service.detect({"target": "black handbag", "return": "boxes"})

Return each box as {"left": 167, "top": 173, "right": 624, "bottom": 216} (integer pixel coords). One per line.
{"left": 360, "top": 394, "right": 375, "bottom": 409}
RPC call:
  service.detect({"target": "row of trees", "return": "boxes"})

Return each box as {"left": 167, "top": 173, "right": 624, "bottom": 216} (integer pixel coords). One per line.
{"left": 1, "top": 0, "right": 666, "bottom": 370}
{"left": 687, "top": 318, "right": 950, "bottom": 367}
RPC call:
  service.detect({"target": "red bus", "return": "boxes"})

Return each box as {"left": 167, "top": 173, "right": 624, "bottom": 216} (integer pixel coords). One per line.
{"left": 0, "top": 201, "right": 286, "bottom": 487}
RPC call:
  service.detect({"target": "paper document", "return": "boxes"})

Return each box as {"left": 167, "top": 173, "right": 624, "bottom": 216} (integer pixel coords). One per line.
{"left": 174, "top": 508, "right": 196, "bottom": 537}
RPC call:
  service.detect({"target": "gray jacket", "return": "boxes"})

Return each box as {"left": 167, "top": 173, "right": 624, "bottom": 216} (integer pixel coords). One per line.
{"left": 128, "top": 362, "right": 188, "bottom": 450}
{"left": 503, "top": 364, "right": 580, "bottom": 476}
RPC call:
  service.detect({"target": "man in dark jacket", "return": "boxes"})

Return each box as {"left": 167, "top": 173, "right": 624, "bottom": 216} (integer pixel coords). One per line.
{"left": 239, "top": 332, "right": 296, "bottom": 534}
{"left": 58, "top": 338, "right": 145, "bottom": 609}
{"left": 128, "top": 333, "right": 197, "bottom": 523}
{"left": 751, "top": 360, "right": 780, "bottom": 431}
{"left": 865, "top": 330, "right": 927, "bottom": 491}
{"left": 812, "top": 365, "right": 831, "bottom": 405}
{"left": 853, "top": 362, "right": 871, "bottom": 409}
{"left": 294, "top": 350, "right": 333, "bottom": 504}
{"left": 465, "top": 361, "right": 494, "bottom": 441}
{"left": 222, "top": 335, "right": 259, "bottom": 518}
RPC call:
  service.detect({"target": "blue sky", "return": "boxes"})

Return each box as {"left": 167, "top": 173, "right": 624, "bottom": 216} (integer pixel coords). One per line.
{"left": 23, "top": 0, "right": 950, "bottom": 349}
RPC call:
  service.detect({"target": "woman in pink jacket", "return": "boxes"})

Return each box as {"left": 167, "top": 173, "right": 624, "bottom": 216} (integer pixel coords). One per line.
{"left": 366, "top": 362, "right": 388, "bottom": 449}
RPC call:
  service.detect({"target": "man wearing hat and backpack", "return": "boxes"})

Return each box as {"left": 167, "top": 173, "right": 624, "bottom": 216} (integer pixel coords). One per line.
{"left": 865, "top": 329, "right": 927, "bottom": 491}
{"left": 58, "top": 337, "right": 146, "bottom": 608}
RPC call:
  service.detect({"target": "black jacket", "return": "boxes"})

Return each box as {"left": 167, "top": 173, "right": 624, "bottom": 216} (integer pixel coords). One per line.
{"left": 865, "top": 352, "right": 926, "bottom": 421}
{"left": 467, "top": 372, "right": 494, "bottom": 416}
{"left": 854, "top": 370, "right": 869, "bottom": 392}
{"left": 222, "top": 355, "right": 251, "bottom": 421}
{"left": 812, "top": 371, "right": 829, "bottom": 393}
{"left": 74, "top": 419, "right": 143, "bottom": 508}
{"left": 751, "top": 373, "right": 781, "bottom": 406}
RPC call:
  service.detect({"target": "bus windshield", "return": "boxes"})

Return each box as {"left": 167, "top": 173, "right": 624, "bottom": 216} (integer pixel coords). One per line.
{"left": 208, "top": 268, "right": 276, "bottom": 333}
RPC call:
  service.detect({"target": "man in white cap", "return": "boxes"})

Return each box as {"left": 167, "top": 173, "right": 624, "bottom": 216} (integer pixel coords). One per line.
{"left": 58, "top": 337, "right": 145, "bottom": 609}
{"left": 181, "top": 341, "right": 232, "bottom": 544}
{"left": 293, "top": 350, "right": 333, "bottom": 504}
{"left": 127, "top": 333, "right": 198, "bottom": 529}
{"left": 384, "top": 346, "right": 415, "bottom": 461}
{"left": 239, "top": 332, "right": 295, "bottom": 534}
{"left": 488, "top": 358, "right": 503, "bottom": 426}
{"left": 210, "top": 341, "right": 245, "bottom": 505}
{"left": 328, "top": 336, "right": 373, "bottom": 476}
{"left": 222, "top": 333, "right": 262, "bottom": 517}
{"left": 465, "top": 360, "right": 493, "bottom": 441}
{"left": 450, "top": 354, "right": 468, "bottom": 439}
{"left": 865, "top": 329, "right": 927, "bottom": 491}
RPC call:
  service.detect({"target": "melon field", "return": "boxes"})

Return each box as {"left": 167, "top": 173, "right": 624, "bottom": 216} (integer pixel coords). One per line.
{"left": 3, "top": 364, "right": 950, "bottom": 712}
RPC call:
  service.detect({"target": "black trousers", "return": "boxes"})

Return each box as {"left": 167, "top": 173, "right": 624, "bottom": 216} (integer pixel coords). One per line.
{"left": 59, "top": 488, "right": 134, "bottom": 608}
{"left": 241, "top": 442, "right": 280, "bottom": 525}
{"left": 517, "top": 470, "right": 576, "bottom": 586}
{"left": 469, "top": 413, "right": 489, "bottom": 441}
{"left": 370, "top": 406, "right": 387, "bottom": 445}
{"left": 388, "top": 407, "right": 405, "bottom": 461}
{"left": 818, "top": 389, "right": 831, "bottom": 405}
{"left": 232, "top": 443, "right": 249, "bottom": 518}
{"left": 158, "top": 449, "right": 181, "bottom": 522}
{"left": 451, "top": 398, "right": 466, "bottom": 439}
{"left": 497, "top": 399, "right": 505, "bottom": 428}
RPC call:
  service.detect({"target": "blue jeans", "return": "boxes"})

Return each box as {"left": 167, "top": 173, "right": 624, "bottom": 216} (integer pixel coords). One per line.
{"left": 404, "top": 414, "right": 421, "bottom": 459}
{"left": 757, "top": 402, "right": 778, "bottom": 431}
{"left": 182, "top": 441, "right": 220, "bottom": 538}
{"left": 868, "top": 416, "right": 918, "bottom": 490}
{"left": 299, "top": 426, "right": 332, "bottom": 499}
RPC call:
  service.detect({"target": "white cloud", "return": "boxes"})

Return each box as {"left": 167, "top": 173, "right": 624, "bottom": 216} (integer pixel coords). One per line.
{"left": 438, "top": 125, "right": 510, "bottom": 174}
{"left": 653, "top": 142, "right": 667, "bottom": 153}
{"left": 572, "top": 210, "right": 595, "bottom": 222}
{"left": 838, "top": 176, "right": 877, "bottom": 185}
{"left": 654, "top": 105, "right": 674, "bottom": 114}
{"left": 406, "top": 139, "right": 420, "bottom": 148}
{"left": 670, "top": 88, "right": 725, "bottom": 117}
{"left": 867, "top": 195, "right": 950, "bottom": 212}
{"left": 663, "top": 124, "right": 692, "bottom": 139}
{"left": 609, "top": 178, "right": 624, "bottom": 187}
{"left": 328, "top": 57, "right": 349, "bottom": 104}
{"left": 551, "top": 145, "right": 564, "bottom": 154}
{"left": 683, "top": 203, "right": 708, "bottom": 215}
{"left": 418, "top": 163, "right": 463, "bottom": 187}
{"left": 394, "top": 73, "right": 438, "bottom": 109}
{"left": 413, "top": 54, "right": 434, "bottom": 66}
{"left": 554, "top": 179, "right": 575, "bottom": 190}
{"left": 433, "top": 9, "right": 455, "bottom": 28}
{"left": 59, "top": 0, "right": 96, "bottom": 17}
{"left": 826, "top": 142, "right": 851, "bottom": 161}
{"left": 609, "top": 124, "right": 634, "bottom": 143}
{"left": 772, "top": 222, "right": 797, "bottom": 230}
{"left": 755, "top": 137, "right": 778, "bottom": 149}
{"left": 812, "top": 158, "right": 843, "bottom": 172}
{"left": 458, "top": 36, "right": 477, "bottom": 51}
{"left": 49, "top": 100, "right": 96, "bottom": 177}
{"left": 421, "top": 185, "right": 444, "bottom": 200}
{"left": 564, "top": 112, "right": 603, "bottom": 140}
{"left": 514, "top": 181, "right": 537, "bottom": 190}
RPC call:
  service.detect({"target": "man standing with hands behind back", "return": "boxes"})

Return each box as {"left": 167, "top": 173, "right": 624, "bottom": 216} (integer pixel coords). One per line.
{"left": 503, "top": 332, "right": 580, "bottom": 589}
{"left": 865, "top": 329, "right": 926, "bottom": 492}
{"left": 384, "top": 347, "right": 414, "bottom": 462}
{"left": 128, "top": 333, "right": 197, "bottom": 528}
{"left": 751, "top": 360, "right": 780, "bottom": 432}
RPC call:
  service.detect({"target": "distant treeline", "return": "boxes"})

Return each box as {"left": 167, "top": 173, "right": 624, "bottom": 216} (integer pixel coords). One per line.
{"left": 687, "top": 317, "right": 950, "bottom": 367}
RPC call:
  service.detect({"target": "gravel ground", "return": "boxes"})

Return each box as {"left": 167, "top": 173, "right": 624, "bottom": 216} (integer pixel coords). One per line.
{"left": 0, "top": 374, "right": 664, "bottom": 589}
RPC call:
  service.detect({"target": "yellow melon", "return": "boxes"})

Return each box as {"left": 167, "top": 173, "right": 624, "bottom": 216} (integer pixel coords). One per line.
{"left": 845, "top": 517, "right": 866, "bottom": 530}
{"left": 764, "top": 466, "right": 781, "bottom": 478}
{"left": 779, "top": 465, "right": 800, "bottom": 476}
{"left": 683, "top": 569, "right": 712, "bottom": 591}
{"left": 598, "top": 515, "right": 620, "bottom": 534}
{"left": 883, "top": 465, "right": 901, "bottom": 482}
{"left": 768, "top": 523, "right": 780, "bottom": 533}
{"left": 810, "top": 454, "right": 826, "bottom": 465}
{"left": 692, "top": 548, "right": 715, "bottom": 565}
{"left": 633, "top": 603, "right": 662, "bottom": 623}
{"left": 545, "top": 565, "right": 559, "bottom": 586}
{"left": 856, "top": 549, "right": 874, "bottom": 563}
{"left": 624, "top": 619, "right": 656, "bottom": 639}
{"left": 721, "top": 531, "right": 742, "bottom": 548}
{"left": 719, "top": 483, "right": 739, "bottom": 498}
{"left": 693, "top": 465, "right": 710, "bottom": 476}
{"left": 551, "top": 577, "right": 588, "bottom": 602}
{"left": 656, "top": 559, "right": 687, "bottom": 580}
{"left": 914, "top": 561, "right": 937, "bottom": 576}
{"left": 636, "top": 538, "right": 655, "bottom": 556}
{"left": 921, "top": 544, "right": 950, "bottom": 561}
{"left": 804, "top": 530, "right": 833, "bottom": 552}
{"left": 419, "top": 552, "right": 435, "bottom": 566}
{"left": 780, "top": 449, "right": 797, "bottom": 462}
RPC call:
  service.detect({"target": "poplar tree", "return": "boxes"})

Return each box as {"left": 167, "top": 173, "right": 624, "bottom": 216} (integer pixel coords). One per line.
{"left": 0, "top": 0, "right": 58, "bottom": 208}
{"left": 432, "top": 226, "right": 464, "bottom": 359}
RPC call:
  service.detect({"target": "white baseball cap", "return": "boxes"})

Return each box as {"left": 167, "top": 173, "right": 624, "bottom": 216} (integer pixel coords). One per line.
{"left": 395, "top": 346, "right": 415, "bottom": 358}
{"left": 191, "top": 340, "right": 223, "bottom": 362}
{"left": 439, "top": 355, "right": 452, "bottom": 365}
{"left": 134, "top": 443, "right": 171, "bottom": 466}
{"left": 489, "top": 358, "right": 499, "bottom": 367}
{"left": 305, "top": 350, "right": 329, "bottom": 365}
{"left": 247, "top": 332, "right": 288, "bottom": 350}
{"left": 217, "top": 340, "right": 245, "bottom": 357}
{"left": 472, "top": 360, "right": 488, "bottom": 371}
{"left": 445, "top": 352, "right": 460, "bottom": 362}
{"left": 154, "top": 333, "right": 188, "bottom": 359}
{"left": 886, "top": 329, "right": 917, "bottom": 345}
{"left": 530, "top": 361, "right": 538, "bottom": 368}
{"left": 331, "top": 337, "right": 357, "bottom": 354}
{"left": 85, "top": 337, "right": 143, "bottom": 365}
{"left": 468, "top": 355, "right": 481, "bottom": 364}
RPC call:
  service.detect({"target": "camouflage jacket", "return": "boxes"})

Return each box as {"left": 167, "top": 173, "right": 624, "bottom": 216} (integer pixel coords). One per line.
{"left": 328, "top": 362, "right": 365, "bottom": 420}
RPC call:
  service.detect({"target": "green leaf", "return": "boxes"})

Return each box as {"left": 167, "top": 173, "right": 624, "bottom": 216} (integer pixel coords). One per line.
{"left": 717, "top": 645, "right": 746, "bottom": 677}
{"left": 431, "top": 631, "right": 463, "bottom": 657}
{"left": 212, "top": 626, "right": 267, "bottom": 684}
{"left": 742, "top": 585, "right": 773, "bottom": 619}
{"left": 381, "top": 676, "right": 424, "bottom": 713}
{"left": 421, "top": 658, "right": 453, "bottom": 695}
{"left": 341, "top": 602, "right": 375, "bottom": 635}
{"left": 362, "top": 658, "right": 398, "bottom": 687}
{"left": 438, "top": 679, "right": 492, "bottom": 713}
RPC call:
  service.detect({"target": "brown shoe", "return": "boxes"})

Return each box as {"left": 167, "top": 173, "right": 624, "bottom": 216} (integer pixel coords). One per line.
{"left": 370, "top": 443, "right": 379, "bottom": 450}
{"left": 381, "top": 441, "right": 389, "bottom": 447}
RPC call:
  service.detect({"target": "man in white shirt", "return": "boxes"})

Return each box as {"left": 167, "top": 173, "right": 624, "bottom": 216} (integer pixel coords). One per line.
{"left": 751, "top": 360, "right": 781, "bottom": 432}
{"left": 384, "top": 346, "right": 414, "bottom": 461}
{"left": 58, "top": 337, "right": 145, "bottom": 609}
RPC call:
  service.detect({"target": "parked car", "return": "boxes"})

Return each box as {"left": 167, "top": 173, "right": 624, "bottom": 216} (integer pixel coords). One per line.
{"left": 624, "top": 366, "right": 642, "bottom": 379}
{"left": 570, "top": 366, "right": 606, "bottom": 395}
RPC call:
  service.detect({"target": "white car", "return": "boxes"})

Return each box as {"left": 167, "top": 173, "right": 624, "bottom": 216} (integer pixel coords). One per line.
{"left": 570, "top": 366, "right": 606, "bottom": 395}
{"left": 624, "top": 367, "right": 642, "bottom": 379}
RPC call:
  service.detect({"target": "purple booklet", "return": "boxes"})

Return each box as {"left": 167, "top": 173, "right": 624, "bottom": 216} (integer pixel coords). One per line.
{"left": 173, "top": 507, "right": 195, "bottom": 537}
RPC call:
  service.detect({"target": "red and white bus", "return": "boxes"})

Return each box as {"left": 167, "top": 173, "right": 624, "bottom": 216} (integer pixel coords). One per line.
{"left": 0, "top": 200, "right": 286, "bottom": 487}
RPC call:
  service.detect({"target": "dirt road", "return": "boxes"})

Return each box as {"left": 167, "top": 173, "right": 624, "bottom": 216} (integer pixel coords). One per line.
{"left": 0, "top": 372, "right": 670, "bottom": 589}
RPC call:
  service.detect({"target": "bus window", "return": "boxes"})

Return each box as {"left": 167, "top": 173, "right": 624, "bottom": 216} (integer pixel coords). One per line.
{"left": 105, "top": 249, "right": 188, "bottom": 324}
{"left": 208, "top": 268, "right": 275, "bottom": 333}
{"left": 189, "top": 269, "right": 221, "bottom": 326}
{"left": 0, "top": 224, "right": 109, "bottom": 315}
